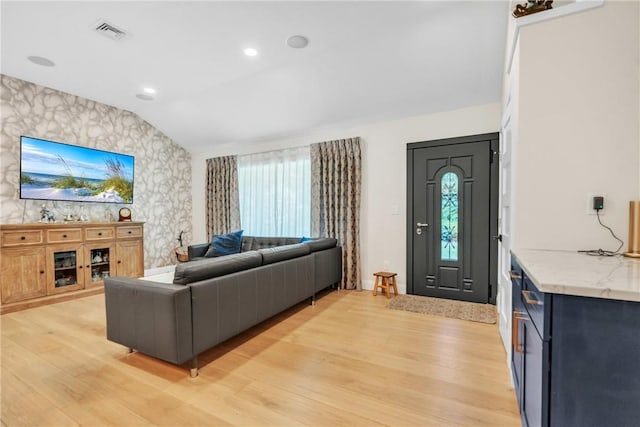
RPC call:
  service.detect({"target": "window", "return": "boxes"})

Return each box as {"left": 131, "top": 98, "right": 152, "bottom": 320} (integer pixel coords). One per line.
{"left": 237, "top": 146, "right": 311, "bottom": 237}
{"left": 441, "top": 171, "right": 459, "bottom": 261}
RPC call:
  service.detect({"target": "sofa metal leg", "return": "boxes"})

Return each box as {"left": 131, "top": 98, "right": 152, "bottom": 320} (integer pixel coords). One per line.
{"left": 127, "top": 347, "right": 133, "bottom": 353}
{"left": 190, "top": 357, "right": 198, "bottom": 378}
{"left": 311, "top": 294, "right": 316, "bottom": 306}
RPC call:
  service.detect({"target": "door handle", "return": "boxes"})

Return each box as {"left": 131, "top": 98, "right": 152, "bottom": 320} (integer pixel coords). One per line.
{"left": 416, "top": 222, "right": 428, "bottom": 235}
{"left": 493, "top": 234, "right": 502, "bottom": 242}
{"left": 512, "top": 311, "right": 527, "bottom": 354}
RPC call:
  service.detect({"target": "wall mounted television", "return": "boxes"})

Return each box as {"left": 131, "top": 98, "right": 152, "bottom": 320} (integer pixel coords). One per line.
{"left": 20, "top": 136, "right": 134, "bottom": 204}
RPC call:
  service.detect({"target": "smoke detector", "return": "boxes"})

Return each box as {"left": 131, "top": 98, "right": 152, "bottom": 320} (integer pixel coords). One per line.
{"left": 92, "top": 19, "right": 129, "bottom": 41}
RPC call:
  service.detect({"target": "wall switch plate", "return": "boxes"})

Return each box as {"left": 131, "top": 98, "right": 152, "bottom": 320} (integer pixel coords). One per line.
{"left": 587, "top": 193, "right": 606, "bottom": 215}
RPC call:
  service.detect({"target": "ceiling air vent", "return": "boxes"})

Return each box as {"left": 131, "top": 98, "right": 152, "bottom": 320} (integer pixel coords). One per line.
{"left": 92, "top": 20, "right": 129, "bottom": 41}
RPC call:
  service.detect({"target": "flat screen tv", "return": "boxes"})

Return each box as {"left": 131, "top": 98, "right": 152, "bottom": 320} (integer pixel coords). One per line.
{"left": 20, "top": 136, "right": 134, "bottom": 204}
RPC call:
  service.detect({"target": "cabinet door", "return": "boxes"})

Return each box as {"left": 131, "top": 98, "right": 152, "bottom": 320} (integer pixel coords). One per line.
{"left": 512, "top": 291, "right": 526, "bottom": 409}
{"left": 1, "top": 247, "right": 47, "bottom": 303}
{"left": 116, "top": 239, "right": 143, "bottom": 278}
{"left": 550, "top": 294, "right": 640, "bottom": 426}
{"left": 522, "top": 318, "right": 545, "bottom": 427}
{"left": 84, "top": 242, "right": 115, "bottom": 288}
{"left": 47, "top": 243, "right": 85, "bottom": 295}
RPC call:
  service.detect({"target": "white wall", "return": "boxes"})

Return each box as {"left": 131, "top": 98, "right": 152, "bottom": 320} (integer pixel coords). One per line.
{"left": 192, "top": 103, "right": 501, "bottom": 292}
{"left": 513, "top": 1, "right": 640, "bottom": 251}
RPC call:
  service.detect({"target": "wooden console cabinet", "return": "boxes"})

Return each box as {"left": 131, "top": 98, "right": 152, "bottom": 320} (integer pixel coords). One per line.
{"left": 1, "top": 222, "right": 144, "bottom": 313}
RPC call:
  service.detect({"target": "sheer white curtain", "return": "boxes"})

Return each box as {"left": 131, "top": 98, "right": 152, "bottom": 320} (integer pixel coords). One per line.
{"left": 237, "top": 146, "right": 311, "bottom": 237}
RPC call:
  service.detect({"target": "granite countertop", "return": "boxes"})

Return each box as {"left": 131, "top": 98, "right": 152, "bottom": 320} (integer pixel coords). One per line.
{"left": 511, "top": 249, "right": 640, "bottom": 303}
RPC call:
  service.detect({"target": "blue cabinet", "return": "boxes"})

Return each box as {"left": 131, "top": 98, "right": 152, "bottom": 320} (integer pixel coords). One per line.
{"left": 510, "top": 261, "right": 525, "bottom": 408}
{"left": 510, "top": 256, "right": 640, "bottom": 427}
{"left": 522, "top": 317, "right": 544, "bottom": 427}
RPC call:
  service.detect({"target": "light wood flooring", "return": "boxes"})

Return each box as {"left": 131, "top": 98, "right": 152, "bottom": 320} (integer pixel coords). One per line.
{"left": 1, "top": 289, "right": 520, "bottom": 426}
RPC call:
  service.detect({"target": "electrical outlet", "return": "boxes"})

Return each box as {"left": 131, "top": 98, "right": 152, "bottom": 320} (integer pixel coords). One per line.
{"left": 586, "top": 194, "right": 606, "bottom": 215}
{"left": 593, "top": 196, "right": 604, "bottom": 211}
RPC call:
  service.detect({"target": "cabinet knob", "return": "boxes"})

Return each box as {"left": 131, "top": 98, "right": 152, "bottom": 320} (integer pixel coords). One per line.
{"left": 128, "top": 231, "right": 132, "bottom": 234}
{"left": 86, "top": 265, "right": 90, "bottom": 268}
{"left": 20, "top": 236, "right": 26, "bottom": 240}
{"left": 79, "top": 265, "right": 83, "bottom": 269}
{"left": 98, "top": 232, "right": 102, "bottom": 236}
{"left": 117, "top": 260, "right": 122, "bottom": 264}
{"left": 63, "top": 234, "right": 67, "bottom": 238}
{"left": 40, "top": 270, "right": 44, "bottom": 274}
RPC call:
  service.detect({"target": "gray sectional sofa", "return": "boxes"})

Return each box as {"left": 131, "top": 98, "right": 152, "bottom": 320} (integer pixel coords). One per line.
{"left": 104, "top": 236, "right": 342, "bottom": 377}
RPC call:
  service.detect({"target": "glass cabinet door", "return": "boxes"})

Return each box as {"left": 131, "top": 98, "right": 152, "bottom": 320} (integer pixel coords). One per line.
{"left": 47, "top": 244, "right": 85, "bottom": 295}
{"left": 85, "top": 243, "right": 115, "bottom": 287}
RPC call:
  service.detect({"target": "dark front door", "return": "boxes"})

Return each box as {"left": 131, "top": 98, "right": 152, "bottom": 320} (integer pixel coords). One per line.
{"left": 407, "top": 134, "right": 498, "bottom": 303}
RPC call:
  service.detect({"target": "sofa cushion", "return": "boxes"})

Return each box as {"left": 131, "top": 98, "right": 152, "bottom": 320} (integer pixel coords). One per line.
{"left": 258, "top": 243, "right": 311, "bottom": 265}
{"left": 173, "top": 251, "right": 262, "bottom": 285}
{"left": 303, "top": 237, "right": 338, "bottom": 252}
{"left": 205, "top": 230, "right": 243, "bottom": 257}
{"left": 250, "top": 237, "right": 299, "bottom": 250}
{"left": 240, "top": 236, "right": 255, "bottom": 252}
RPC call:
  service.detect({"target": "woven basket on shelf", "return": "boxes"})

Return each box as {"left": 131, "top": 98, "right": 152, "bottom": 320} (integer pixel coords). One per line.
{"left": 174, "top": 247, "right": 189, "bottom": 262}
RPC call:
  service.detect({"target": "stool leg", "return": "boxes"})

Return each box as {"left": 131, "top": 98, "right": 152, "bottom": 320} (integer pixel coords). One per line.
{"left": 392, "top": 276, "right": 399, "bottom": 296}
{"left": 383, "top": 277, "right": 391, "bottom": 299}
{"left": 373, "top": 276, "right": 379, "bottom": 296}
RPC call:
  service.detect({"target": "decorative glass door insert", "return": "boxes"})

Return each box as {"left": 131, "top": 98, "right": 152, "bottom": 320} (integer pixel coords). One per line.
{"left": 90, "top": 247, "right": 112, "bottom": 283}
{"left": 441, "top": 171, "right": 459, "bottom": 261}
{"left": 48, "top": 243, "right": 85, "bottom": 295}
{"left": 53, "top": 250, "right": 78, "bottom": 288}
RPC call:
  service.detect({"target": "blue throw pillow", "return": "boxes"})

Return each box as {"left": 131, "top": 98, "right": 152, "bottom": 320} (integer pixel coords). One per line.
{"left": 299, "top": 236, "right": 315, "bottom": 243}
{"left": 205, "top": 230, "right": 244, "bottom": 257}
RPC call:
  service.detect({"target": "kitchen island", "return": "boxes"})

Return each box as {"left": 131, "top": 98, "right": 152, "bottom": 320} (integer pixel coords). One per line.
{"left": 510, "top": 249, "right": 640, "bottom": 427}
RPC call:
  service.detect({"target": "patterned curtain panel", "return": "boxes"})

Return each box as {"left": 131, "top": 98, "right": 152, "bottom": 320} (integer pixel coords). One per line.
{"left": 237, "top": 146, "right": 311, "bottom": 237}
{"left": 206, "top": 155, "right": 240, "bottom": 239}
{"left": 310, "top": 137, "right": 362, "bottom": 290}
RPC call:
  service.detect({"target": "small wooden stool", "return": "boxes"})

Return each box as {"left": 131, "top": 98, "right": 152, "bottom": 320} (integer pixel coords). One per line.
{"left": 373, "top": 271, "right": 398, "bottom": 299}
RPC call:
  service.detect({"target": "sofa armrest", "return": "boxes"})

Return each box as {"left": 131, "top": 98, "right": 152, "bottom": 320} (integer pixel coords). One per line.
{"left": 188, "top": 243, "right": 209, "bottom": 260}
{"left": 104, "top": 277, "right": 193, "bottom": 365}
{"left": 313, "top": 246, "right": 342, "bottom": 292}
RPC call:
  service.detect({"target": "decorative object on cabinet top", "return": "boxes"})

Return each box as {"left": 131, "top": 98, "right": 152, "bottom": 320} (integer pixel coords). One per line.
{"left": 512, "top": 0, "right": 553, "bottom": 18}
{"left": 118, "top": 207, "right": 132, "bottom": 222}
{"left": 511, "top": 249, "right": 640, "bottom": 302}
{"left": 624, "top": 200, "right": 640, "bottom": 258}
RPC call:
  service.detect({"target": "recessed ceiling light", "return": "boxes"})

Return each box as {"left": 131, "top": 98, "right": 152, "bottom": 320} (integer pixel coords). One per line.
{"left": 136, "top": 94, "right": 154, "bottom": 101}
{"left": 27, "top": 56, "right": 55, "bottom": 67}
{"left": 286, "top": 35, "right": 309, "bottom": 49}
{"left": 143, "top": 87, "right": 156, "bottom": 94}
{"left": 243, "top": 48, "right": 258, "bottom": 57}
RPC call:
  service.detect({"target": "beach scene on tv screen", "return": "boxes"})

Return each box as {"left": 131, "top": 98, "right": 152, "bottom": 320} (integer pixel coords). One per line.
{"left": 20, "top": 137, "right": 134, "bottom": 204}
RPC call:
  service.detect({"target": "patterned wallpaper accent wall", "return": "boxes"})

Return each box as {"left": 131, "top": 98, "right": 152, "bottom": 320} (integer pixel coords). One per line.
{"left": 0, "top": 75, "right": 192, "bottom": 269}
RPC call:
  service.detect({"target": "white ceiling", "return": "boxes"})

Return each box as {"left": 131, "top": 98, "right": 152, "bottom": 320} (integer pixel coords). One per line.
{"left": 1, "top": 1, "right": 509, "bottom": 153}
